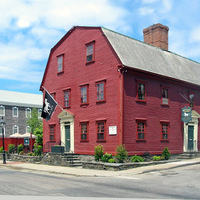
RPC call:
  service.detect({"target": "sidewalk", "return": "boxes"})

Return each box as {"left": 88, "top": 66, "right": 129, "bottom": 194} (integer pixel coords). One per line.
{"left": 0, "top": 157, "right": 200, "bottom": 177}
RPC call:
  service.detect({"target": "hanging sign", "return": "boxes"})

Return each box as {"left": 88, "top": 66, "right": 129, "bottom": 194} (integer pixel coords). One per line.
{"left": 181, "top": 106, "right": 192, "bottom": 122}
{"left": 24, "top": 137, "right": 29, "bottom": 146}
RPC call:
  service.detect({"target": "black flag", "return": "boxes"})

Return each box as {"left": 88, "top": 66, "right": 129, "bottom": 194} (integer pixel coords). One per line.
{"left": 41, "top": 91, "right": 57, "bottom": 121}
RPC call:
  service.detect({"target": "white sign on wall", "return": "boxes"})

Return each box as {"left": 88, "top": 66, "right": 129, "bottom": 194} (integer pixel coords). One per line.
{"left": 109, "top": 126, "right": 117, "bottom": 135}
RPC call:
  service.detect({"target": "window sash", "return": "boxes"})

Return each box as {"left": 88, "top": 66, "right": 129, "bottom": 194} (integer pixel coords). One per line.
{"left": 64, "top": 90, "right": 70, "bottom": 107}
{"left": 49, "top": 126, "right": 55, "bottom": 141}
{"left": 97, "top": 82, "right": 105, "bottom": 101}
{"left": 137, "top": 121, "right": 145, "bottom": 140}
{"left": 86, "top": 43, "right": 94, "bottom": 62}
{"left": 0, "top": 106, "right": 5, "bottom": 116}
{"left": 57, "top": 56, "right": 63, "bottom": 72}
{"left": 137, "top": 83, "right": 146, "bottom": 101}
{"left": 161, "top": 124, "right": 169, "bottom": 140}
{"left": 81, "top": 123, "right": 88, "bottom": 141}
{"left": 81, "top": 86, "right": 87, "bottom": 104}
{"left": 26, "top": 108, "right": 31, "bottom": 118}
{"left": 97, "top": 122, "right": 105, "bottom": 140}
{"left": 13, "top": 125, "right": 18, "bottom": 134}
{"left": 12, "top": 107, "right": 18, "bottom": 117}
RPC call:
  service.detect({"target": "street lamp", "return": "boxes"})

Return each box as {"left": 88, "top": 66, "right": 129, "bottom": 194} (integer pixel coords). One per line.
{"left": 0, "top": 117, "right": 6, "bottom": 164}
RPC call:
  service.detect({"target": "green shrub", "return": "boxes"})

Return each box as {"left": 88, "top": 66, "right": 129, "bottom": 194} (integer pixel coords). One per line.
{"left": 115, "top": 145, "right": 128, "bottom": 163}
{"left": 131, "top": 155, "right": 144, "bottom": 162}
{"left": 94, "top": 144, "right": 104, "bottom": 161}
{"left": 8, "top": 144, "right": 16, "bottom": 154}
{"left": 17, "top": 144, "right": 24, "bottom": 154}
{"left": 101, "top": 153, "right": 113, "bottom": 162}
{"left": 28, "top": 152, "right": 34, "bottom": 156}
{"left": 34, "top": 143, "right": 43, "bottom": 156}
{"left": 0, "top": 147, "right": 3, "bottom": 153}
{"left": 108, "top": 158, "right": 116, "bottom": 163}
{"left": 162, "top": 147, "right": 171, "bottom": 160}
{"left": 153, "top": 156, "right": 161, "bottom": 161}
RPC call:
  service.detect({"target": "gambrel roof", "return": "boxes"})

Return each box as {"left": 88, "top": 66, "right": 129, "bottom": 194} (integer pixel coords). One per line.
{"left": 41, "top": 26, "right": 200, "bottom": 89}
{"left": 102, "top": 27, "right": 200, "bottom": 86}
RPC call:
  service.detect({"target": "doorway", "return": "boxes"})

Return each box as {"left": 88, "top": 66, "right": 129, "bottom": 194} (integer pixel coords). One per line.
{"left": 65, "top": 125, "right": 70, "bottom": 152}
{"left": 188, "top": 126, "right": 194, "bottom": 151}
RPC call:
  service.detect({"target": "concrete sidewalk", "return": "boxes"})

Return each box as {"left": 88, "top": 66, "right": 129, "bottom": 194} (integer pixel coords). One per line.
{"left": 0, "top": 157, "right": 200, "bottom": 177}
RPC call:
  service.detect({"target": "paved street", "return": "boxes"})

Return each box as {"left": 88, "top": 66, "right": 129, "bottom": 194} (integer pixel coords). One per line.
{"left": 0, "top": 164, "right": 200, "bottom": 199}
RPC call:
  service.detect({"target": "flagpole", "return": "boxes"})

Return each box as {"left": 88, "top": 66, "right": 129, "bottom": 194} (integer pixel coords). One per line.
{"left": 42, "top": 86, "right": 64, "bottom": 111}
{"left": 177, "top": 92, "right": 190, "bottom": 103}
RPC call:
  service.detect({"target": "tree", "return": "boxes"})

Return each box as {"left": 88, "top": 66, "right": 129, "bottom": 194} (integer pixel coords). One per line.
{"left": 27, "top": 108, "right": 43, "bottom": 145}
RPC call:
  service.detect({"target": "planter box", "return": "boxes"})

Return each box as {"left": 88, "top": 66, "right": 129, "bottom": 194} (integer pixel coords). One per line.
{"left": 51, "top": 146, "right": 64, "bottom": 154}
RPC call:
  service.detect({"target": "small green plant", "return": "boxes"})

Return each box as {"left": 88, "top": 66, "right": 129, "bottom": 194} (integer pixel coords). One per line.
{"left": 94, "top": 144, "right": 104, "bottom": 161}
{"left": 28, "top": 152, "right": 34, "bottom": 156}
{"left": 17, "top": 144, "right": 24, "bottom": 154}
{"left": 153, "top": 156, "right": 161, "bottom": 161}
{"left": 131, "top": 155, "right": 144, "bottom": 162}
{"left": 0, "top": 147, "right": 3, "bottom": 153}
{"left": 101, "top": 153, "right": 113, "bottom": 162}
{"left": 34, "top": 143, "right": 43, "bottom": 156}
{"left": 115, "top": 145, "right": 128, "bottom": 163}
{"left": 8, "top": 144, "right": 16, "bottom": 154}
{"left": 108, "top": 158, "right": 116, "bottom": 163}
{"left": 19, "top": 151, "right": 24, "bottom": 155}
{"left": 162, "top": 147, "right": 171, "bottom": 160}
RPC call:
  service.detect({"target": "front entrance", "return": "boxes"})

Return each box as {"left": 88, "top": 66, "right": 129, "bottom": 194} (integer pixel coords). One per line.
{"left": 188, "top": 126, "right": 194, "bottom": 151}
{"left": 65, "top": 125, "right": 70, "bottom": 152}
{"left": 58, "top": 110, "right": 74, "bottom": 153}
{"left": 183, "top": 110, "right": 200, "bottom": 152}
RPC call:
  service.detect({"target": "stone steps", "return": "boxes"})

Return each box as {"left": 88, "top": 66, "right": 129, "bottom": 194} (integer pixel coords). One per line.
{"left": 177, "top": 152, "right": 200, "bottom": 159}
{"left": 61, "top": 153, "right": 82, "bottom": 167}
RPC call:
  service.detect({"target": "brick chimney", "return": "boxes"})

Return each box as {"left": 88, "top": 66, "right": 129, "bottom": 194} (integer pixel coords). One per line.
{"left": 143, "top": 23, "right": 169, "bottom": 50}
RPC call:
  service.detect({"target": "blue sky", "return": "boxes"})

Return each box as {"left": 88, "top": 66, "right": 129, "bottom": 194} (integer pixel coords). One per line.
{"left": 0, "top": 0, "right": 200, "bottom": 94}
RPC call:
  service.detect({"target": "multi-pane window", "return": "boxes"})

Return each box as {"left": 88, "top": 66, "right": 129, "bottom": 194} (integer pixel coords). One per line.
{"left": 81, "top": 85, "right": 88, "bottom": 104}
{"left": 86, "top": 42, "right": 94, "bottom": 62}
{"left": 0, "top": 105, "right": 5, "bottom": 116}
{"left": 13, "top": 125, "right": 19, "bottom": 134}
{"left": 137, "top": 82, "right": 146, "bottom": 101}
{"left": 57, "top": 55, "right": 64, "bottom": 73}
{"left": 49, "top": 125, "right": 55, "bottom": 141}
{"left": 136, "top": 121, "right": 146, "bottom": 140}
{"left": 26, "top": 126, "right": 31, "bottom": 133}
{"left": 38, "top": 109, "right": 42, "bottom": 119}
{"left": 81, "top": 123, "right": 88, "bottom": 141}
{"left": 12, "top": 107, "right": 18, "bottom": 117}
{"left": 161, "top": 123, "right": 169, "bottom": 140}
{"left": 64, "top": 90, "right": 70, "bottom": 108}
{"left": 97, "top": 121, "right": 105, "bottom": 141}
{"left": 162, "top": 88, "right": 168, "bottom": 105}
{"left": 97, "top": 81, "right": 105, "bottom": 101}
{"left": 26, "top": 108, "right": 31, "bottom": 118}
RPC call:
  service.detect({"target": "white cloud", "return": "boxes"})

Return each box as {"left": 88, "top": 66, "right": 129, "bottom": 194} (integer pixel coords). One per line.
{"left": 190, "top": 26, "right": 200, "bottom": 43}
{"left": 0, "top": 0, "right": 129, "bottom": 85}
{"left": 138, "top": 7, "right": 154, "bottom": 15}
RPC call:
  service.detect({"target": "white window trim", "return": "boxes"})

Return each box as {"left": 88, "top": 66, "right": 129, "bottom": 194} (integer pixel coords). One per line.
{"left": 25, "top": 108, "right": 31, "bottom": 118}
{"left": 12, "top": 107, "right": 18, "bottom": 117}
{"left": 26, "top": 126, "right": 31, "bottom": 133}
{"left": 13, "top": 125, "right": 19, "bottom": 134}
{"left": 0, "top": 105, "right": 5, "bottom": 116}
{"left": 0, "top": 127, "right": 5, "bottom": 136}
{"left": 38, "top": 109, "right": 42, "bottom": 119}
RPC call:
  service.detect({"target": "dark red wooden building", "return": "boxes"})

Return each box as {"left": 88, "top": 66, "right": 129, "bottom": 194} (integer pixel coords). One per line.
{"left": 41, "top": 23, "right": 200, "bottom": 155}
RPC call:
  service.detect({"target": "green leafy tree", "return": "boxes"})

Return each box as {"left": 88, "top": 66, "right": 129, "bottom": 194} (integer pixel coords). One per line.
{"left": 27, "top": 108, "right": 43, "bottom": 146}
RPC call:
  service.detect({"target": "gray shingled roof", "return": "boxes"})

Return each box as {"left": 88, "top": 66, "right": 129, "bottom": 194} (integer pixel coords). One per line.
{"left": 102, "top": 27, "right": 200, "bottom": 86}
{"left": 0, "top": 90, "right": 42, "bottom": 108}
